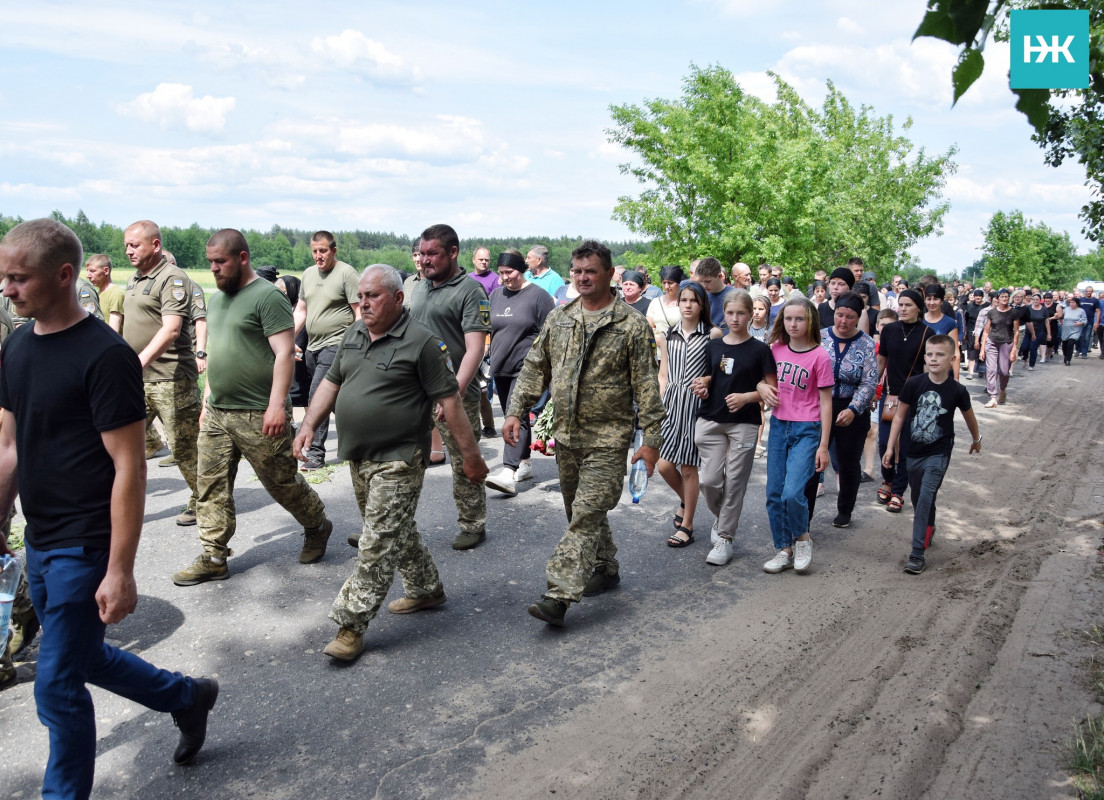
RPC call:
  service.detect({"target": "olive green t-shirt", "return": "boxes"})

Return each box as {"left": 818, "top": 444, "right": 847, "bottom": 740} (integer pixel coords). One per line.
{"left": 122, "top": 258, "right": 196, "bottom": 383}
{"left": 406, "top": 268, "right": 490, "bottom": 399}
{"left": 99, "top": 283, "right": 125, "bottom": 318}
{"left": 206, "top": 279, "right": 294, "bottom": 410}
{"left": 302, "top": 260, "right": 359, "bottom": 351}
{"left": 325, "top": 311, "right": 458, "bottom": 465}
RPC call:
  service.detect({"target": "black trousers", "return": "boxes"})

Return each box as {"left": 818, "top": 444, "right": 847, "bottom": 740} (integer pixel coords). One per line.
{"left": 805, "top": 396, "right": 871, "bottom": 521}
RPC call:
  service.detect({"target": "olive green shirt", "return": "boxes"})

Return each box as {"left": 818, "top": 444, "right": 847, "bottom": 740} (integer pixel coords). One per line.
{"left": 406, "top": 267, "right": 490, "bottom": 400}
{"left": 508, "top": 295, "right": 665, "bottom": 450}
{"left": 206, "top": 279, "right": 294, "bottom": 410}
{"left": 325, "top": 311, "right": 458, "bottom": 465}
{"left": 122, "top": 257, "right": 197, "bottom": 383}
{"left": 302, "top": 260, "right": 359, "bottom": 351}
{"left": 99, "top": 283, "right": 125, "bottom": 318}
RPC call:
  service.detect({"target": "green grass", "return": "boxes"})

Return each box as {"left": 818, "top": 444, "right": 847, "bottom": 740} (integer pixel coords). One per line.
{"left": 1069, "top": 718, "right": 1104, "bottom": 800}
{"left": 5, "top": 517, "right": 24, "bottom": 552}
{"left": 182, "top": 268, "right": 218, "bottom": 292}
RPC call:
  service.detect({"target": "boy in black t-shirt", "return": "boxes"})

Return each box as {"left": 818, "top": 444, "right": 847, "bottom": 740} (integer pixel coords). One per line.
{"left": 882, "top": 335, "right": 981, "bottom": 574}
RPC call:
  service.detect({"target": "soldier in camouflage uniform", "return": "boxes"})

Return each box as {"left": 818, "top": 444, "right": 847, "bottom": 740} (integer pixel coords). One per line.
{"left": 407, "top": 224, "right": 491, "bottom": 550}
{"left": 294, "top": 264, "right": 487, "bottom": 663}
{"left": 0, "top": 498, "right": 37, "bottom": 692}
{"left": 121, "top": 220, "right": 201, "bottom": 526}
{"left": 171, "top": 231, "right": 331, "bottom": 586}
{"left": 504, "top": 240, "right": 664, "bottom": 627}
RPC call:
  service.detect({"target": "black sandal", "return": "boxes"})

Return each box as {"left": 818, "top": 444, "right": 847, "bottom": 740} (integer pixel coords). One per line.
{"left": 667, "top": 526, "right": 694, "bottom": 548}
{"left": 672, "top": 503, "right": 685, "bottom": 530}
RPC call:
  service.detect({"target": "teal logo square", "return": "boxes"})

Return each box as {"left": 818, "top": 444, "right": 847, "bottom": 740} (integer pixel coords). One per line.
{"left": 1010, "top": 9, "right": 1089, "bottom": 89}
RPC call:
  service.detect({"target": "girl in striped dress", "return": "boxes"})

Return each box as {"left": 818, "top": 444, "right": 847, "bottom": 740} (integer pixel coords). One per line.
{"left": 657, "top": 280, "right": 720, "bottom": 547}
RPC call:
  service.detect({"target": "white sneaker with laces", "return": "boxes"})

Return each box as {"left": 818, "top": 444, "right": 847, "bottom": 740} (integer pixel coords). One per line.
{"left": 485, "top": 467, "right": 517, "bottom": 496}
{"left": 763, "top": 550, "right": 793, "bottom": 573}
{"left": 514, "top": 461, "right": 533, "bottom": 482}
{"left": 706, "top": 539, "right": 734, "bottom": 566}
{"left": 793, "top": 538, "right": 813, "bottom": 572}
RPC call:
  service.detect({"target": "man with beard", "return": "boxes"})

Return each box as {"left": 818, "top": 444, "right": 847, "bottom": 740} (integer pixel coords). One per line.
{"left": 172, "top": 230, "right": 332, "bottom": 586}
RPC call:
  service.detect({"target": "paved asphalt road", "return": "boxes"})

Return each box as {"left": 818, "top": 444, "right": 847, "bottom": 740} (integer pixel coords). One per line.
{"left": 1, "top": 411, "right": 785, "bottom": 799}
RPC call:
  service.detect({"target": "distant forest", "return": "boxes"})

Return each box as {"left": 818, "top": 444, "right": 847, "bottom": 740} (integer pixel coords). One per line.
{"left": 0, "top": 211, "right": 653, "bottom": 278}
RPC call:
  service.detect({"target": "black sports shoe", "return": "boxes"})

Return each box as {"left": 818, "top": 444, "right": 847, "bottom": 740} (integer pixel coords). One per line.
{"left": 831, "top": 513, "right": 851, "bottom": 528}
{"left": 582, "top": 568, "right": 621, "bottom": 597}
{"left": 172, "top": 678, "right": 219, "bottom": 765}
{"left": 903, "top": 556, "right": 925, "bottom": 575}
{"left": 527, "top": 597, "right": 567, "bottom": 626}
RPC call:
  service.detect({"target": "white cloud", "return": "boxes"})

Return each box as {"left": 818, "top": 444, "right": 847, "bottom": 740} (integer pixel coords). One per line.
{"left": 837, "top": 17, "right": 863, "bottom": 35}
{"left": 269, "top": 115, "right": 486, "bottom": 163}
{"left": 115, "top": 84, "right": 235, "bottom": 132}
{"left": 311, "top": 30, "right": 421, "bottom": 86}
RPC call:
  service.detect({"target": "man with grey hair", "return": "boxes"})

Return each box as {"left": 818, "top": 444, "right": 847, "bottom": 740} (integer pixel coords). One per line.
{"left": 731, "top": 262, "right": 754, "bottom": 292}
{"left": 524, "top": 244, "right": 565, "bottom": 297}
{"left": 295, "top": 264, "right": 487, "bottom": 662}
{"left": 171, "top": 230, "right": 332, "bottom": 586}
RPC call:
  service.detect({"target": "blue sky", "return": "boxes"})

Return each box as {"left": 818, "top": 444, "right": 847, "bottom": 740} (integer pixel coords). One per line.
{"left": 0, "top": 0, "right": 1093, "bottom": 272}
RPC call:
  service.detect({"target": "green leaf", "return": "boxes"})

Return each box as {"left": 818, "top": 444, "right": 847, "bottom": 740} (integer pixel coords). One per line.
{"left": 952, "top": 48, "right": 985, "bottom": 104}
{"left": 1013, "top": 88, "right": 1053, "bottom": 134}
{"left": 914, "top": 8, "right": 959, "bottom": 43}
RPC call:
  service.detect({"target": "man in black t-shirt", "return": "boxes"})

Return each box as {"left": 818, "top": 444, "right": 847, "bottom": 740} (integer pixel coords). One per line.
{"left": 0, "top": 219, "right": 219, "bottom": 796}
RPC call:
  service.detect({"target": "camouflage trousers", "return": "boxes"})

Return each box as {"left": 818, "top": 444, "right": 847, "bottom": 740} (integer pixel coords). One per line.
{"left": 145, "top": 378, "right": 200, "bottom": 510}
{"left": 1, "top": 508, "right": 35, "bottom": 674}
{"left": 433, "top": 391, "right": 485, "bottom": 537}
{"left": 330, "top": 450, "right": 442, "bottom": 633}
{"left": 545, "top": 445, "right": 627, "bottom": 604}
{"left": 197, "top": 405, "right": 327, "bottom": 559}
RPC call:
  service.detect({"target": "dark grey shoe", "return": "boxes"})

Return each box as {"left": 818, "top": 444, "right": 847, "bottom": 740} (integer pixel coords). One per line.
{"left": 527, "top": 597, "right": 567, "bottom": 626}
{"left": 832, "top": 513, "right": 851, "bottom": 528}
{"left": 172, "top": 678, "right": 219, "bottom": 764}
{"left": 903, "top": 556, "right": 925, "bottom": 575}
{"left": 582, "top": 568, "right": 620, "bottom": 597}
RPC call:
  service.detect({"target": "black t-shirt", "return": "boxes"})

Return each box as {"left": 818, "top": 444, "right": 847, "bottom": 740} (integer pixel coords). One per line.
{"left": 628, "top": 297, "right": 652, "bottom": 316}
{"left": 899, "top": 374, "right": 971, "bottom": 458}
{"left": 1080, "top": 296, "right": 1100, "bottom": 326}
{"left": 488, "top": 284, "right": 555, "bottom": 377}
{"left": 878, "top": 321, "right": 933, "bottom": 395}
{"left": 698, "top": 337, "right": 776, "bottom": 425}
{"left": 817, "top": 301, "right": 835, "bottom": 330}
{"left": 0, "top": 316, "right": 146, "bottom": 550}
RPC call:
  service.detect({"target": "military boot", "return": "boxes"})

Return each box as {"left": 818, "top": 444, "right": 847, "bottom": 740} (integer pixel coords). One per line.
{"left": 527, "top": 597, "right": 567, "bottom": 627}
{"left": 299, "top": 518, "right": 333, "bottom": 564}
{"left": 323, "top": 628, "right": 364, "bottom": 662}
{"left": 172, "top": 555, "right": 229, "bottom": 586}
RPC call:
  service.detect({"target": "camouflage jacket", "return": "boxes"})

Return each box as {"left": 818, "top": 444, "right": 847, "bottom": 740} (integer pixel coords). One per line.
{"left": 507, "top": 294, "right": 664, "bottom": 450}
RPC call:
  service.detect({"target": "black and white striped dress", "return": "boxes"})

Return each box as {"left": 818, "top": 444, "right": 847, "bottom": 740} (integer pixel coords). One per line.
{"left": 660, "top": 320, "right": 711, "bottom": 466}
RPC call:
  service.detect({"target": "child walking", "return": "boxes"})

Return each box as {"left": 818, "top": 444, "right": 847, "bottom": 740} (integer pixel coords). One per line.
{"left": 757, "top": 297, "right": 833, "bottom": 574}
{"left": 691, "top": 291, "right": 777, "bottom": 566}
{"left": 882, "top": 334, "right": 981, "bottom": 574}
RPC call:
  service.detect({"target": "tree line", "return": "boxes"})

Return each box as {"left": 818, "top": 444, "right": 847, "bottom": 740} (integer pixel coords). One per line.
{"left": 0, "top": 211, "right": 651, "bottom": 278}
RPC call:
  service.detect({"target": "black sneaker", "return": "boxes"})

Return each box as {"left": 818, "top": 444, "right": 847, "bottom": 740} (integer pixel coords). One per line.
{"left": 832, "top": 513, "right": 851, "bottom": 528}
{"left": 481, "top": 425, "right": 496, "bottom": 437}
{"left": 903, "top": 556, "right": 925, "bottom": 575}
{"left": 582, "top": 568, "right": 620, "bottom": 597}
{"left": 172, "top": 678, "right": 219, "bottom": 764}
{"left": 300, "top": 457, "right": 325, "bottom": 472}
{"left": 527, "top": 597, "right": 567, "bottom": 626}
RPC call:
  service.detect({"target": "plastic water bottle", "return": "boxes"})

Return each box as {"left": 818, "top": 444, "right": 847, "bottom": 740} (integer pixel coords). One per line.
{"left": 0, "top": 554, "right": 20, "bottom": 643}
{"left": 628, "top": 430, "right": 649, "bottom": 504}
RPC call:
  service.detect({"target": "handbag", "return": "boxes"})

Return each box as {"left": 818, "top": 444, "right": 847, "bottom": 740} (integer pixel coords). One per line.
{"left": 881, "top": 325, "right": 928, "bottom": 422}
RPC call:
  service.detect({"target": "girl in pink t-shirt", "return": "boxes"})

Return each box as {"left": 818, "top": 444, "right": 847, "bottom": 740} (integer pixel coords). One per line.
{"left": 758, "top": 297, "right": 833, "bottom": 575}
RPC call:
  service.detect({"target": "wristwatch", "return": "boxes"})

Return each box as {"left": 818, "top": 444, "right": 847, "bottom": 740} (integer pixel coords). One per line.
{"left": 972, "top": 434, "right": 983, "bottom": 443}
{"left": 196, "top": 350, "right": 207, "bottom": 358}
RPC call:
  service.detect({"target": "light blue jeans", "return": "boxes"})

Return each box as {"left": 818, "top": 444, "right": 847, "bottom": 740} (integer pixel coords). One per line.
{"left": 766, "top": 417, "right": 821, "bottom": 550}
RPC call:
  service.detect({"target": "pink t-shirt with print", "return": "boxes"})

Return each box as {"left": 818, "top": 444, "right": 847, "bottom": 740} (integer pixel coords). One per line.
{"left": 770, "top": 342, "right": 834, "bottom": 422}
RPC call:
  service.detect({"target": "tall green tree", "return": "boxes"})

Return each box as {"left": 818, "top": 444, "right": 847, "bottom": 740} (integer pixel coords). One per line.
{"left": 980, "top": 209, "right": 1079, "bottom": 287}
{"left": 915, "top": 0, "right": 1104, "bottom": 239}
{"left": 607, "top": 65, "right": 956, "bottom": 285}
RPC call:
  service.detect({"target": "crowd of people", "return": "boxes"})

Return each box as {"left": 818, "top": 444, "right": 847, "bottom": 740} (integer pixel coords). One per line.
{"left": 0, "top": 215, "right": 1096, "bottom": 799}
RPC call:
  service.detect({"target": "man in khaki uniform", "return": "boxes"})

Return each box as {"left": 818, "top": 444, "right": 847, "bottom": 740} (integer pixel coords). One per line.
{"left": 407, "top": 224, "right": 491, "bottom": 550}
{"left": 121, "top": 220, "right": 200, "bottom": 526}
{"left": 85, "top": 254, "right": 124, "bottom": 332}
{"left": 172, "top": 230, "right": 332, "bottom": 585}
{"left": 294, "top": 264, "right": 487, "bottom": 662}
{"left": 504, "top": 240, "right": 664, "bottom": 627}
{"left": 292, "top": 231, "right": 360, "bottom": 470}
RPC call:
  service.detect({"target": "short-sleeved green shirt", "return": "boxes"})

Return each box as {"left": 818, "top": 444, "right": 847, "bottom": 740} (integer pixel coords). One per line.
{"left": 190, "top": 281, "right": 207, "bottom": 322}
{"left": 406, "top": 267, "right": 490, "bottom": 397}
{"left": 206, "top": 278, "right": 294, "bottom": 410}
{"left": 302, "top": 260, "right": 359, "bottom": 352}
{"left": 99, "top": 283, "right": 125, "bottom": 318}
{"left": 325, "top": 311, "right": 458, "bottom": 465}
{"left": 122, "top": 258, "right": 196, "bottom": 383}
{"left": 76, "top": 277, "right": 103, "bottom": 321}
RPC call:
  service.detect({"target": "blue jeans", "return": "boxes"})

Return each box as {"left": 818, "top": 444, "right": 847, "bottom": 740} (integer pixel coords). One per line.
{"left": 1079, "top": 323, "right": 1094, "bottom": 357}
{"left": 26, "top": 544, "right": 194, "bottom": 800}
{"left": 766, "top": 417, "right": 821, "bottom": 550}
{"left": 906, "top": 453, "right": 949, "bottom": 559}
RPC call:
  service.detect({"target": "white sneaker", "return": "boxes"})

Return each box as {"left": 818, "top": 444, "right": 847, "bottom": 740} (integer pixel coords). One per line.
{"left": 485, "top": 467, "right": 517, "bottom": 496}
{"left": 816, "top": 482, "right": 825, "bottom": 497}
{"left": 706, "top": 539, "right": 734, "bottom": 566}
{"left": 514, "top": 461, "right": 533, "bottom": 482}
{"left": 793, "top": 538, "right": 813, "bottom": 572}
{"left": 763, "top": 550, "right": 793, "bottom": 573}
{"left": 710, "top": 523, "right": 721, "bottom": 546}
